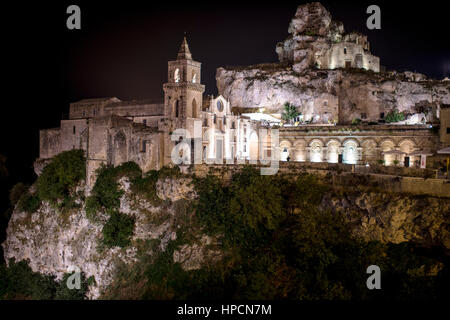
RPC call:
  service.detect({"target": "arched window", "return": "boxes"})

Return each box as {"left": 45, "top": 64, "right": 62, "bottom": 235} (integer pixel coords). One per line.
{"left": 344, "top": 47, "right": 347, "bottom": 54}
{"left": 174, "top": 68, "right": 180, "bottom": 83}
{"left": 192, "top": 98, "right": 197, "bottom": 118}
{"left": 214, "top": 114, "right": 217, "bottom": 124}
{"left": 192, "top": 72, "right": 197, "bottom": 83}
{"left": 175, "top": 100, "right": 179, "bottom": 118}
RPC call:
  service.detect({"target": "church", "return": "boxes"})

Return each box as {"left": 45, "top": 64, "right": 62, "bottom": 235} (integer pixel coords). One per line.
{"left": 38, "top": 37, "right": 265, "bottom": 186}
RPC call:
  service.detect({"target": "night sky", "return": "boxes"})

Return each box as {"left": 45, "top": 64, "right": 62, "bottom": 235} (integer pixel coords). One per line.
{"left": 1, "top": 0, "right": 449, "bottom": 185}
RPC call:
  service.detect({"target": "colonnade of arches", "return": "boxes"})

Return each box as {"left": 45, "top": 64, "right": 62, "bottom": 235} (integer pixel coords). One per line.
{"left": 279, "top": 138, "right": 418, "bottom": 166}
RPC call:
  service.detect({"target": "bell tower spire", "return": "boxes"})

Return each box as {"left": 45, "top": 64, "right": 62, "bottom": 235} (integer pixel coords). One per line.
{"left": 177, "top": 33, "right": 192, "bottom": 60}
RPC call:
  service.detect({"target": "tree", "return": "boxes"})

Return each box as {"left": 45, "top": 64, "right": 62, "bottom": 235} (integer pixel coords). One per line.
{"left": 281, "top": 103, "right": 299, "bottom": 124}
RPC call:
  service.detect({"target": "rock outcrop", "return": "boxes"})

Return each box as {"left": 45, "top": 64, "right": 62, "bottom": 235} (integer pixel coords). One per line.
{"left": 320, "top": 192, "right": 450, "bottom": 250}
{"left": 2, "top": 177, "right": 215, "bottom": 299}
{"left": 216, "top": 2, "right": 450, "bottom": 123}
{"left": 275, "top": 2, "right": 339, "bottom": 72}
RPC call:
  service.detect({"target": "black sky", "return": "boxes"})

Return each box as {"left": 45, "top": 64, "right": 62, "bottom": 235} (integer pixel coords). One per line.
{"left": 1, "top": 0, "right": 449, "bottom": 184}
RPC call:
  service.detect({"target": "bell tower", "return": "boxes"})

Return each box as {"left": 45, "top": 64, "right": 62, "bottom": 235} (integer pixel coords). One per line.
{"left": 163, "top": 35, "right": 205, "bottom": 127}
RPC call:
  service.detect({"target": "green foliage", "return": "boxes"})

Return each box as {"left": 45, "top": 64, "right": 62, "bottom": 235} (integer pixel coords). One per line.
{"left": 385, "top": 109, "right": 405, "bottom": 123}
{"left": 281, "top": 103, "right": 299, "bottom": 123}
{"left": 17, "top": 191, "right": 41, "bottom": 213}
{"left": 0, "top": 259, "right": 91, "bottom": 300}
{"left": 0, "top": 259, "right": 56, "bottom": 299}
{"left": 102, "top": 211, "right": 135, "bottom": 248}
{"left": 351, "top": 118, "right": 362, "bottom": 125}
{"left": 131, "top": 170, "right": 162, "bottom": 205}
{"left": 9, "top": 182, "right": 28, "bottom": 207}
{"left": 85, "top": 162, "right": 142, "bottom": 220}
{"left": 36, "top": 150, "right": 85, "bottom": 203}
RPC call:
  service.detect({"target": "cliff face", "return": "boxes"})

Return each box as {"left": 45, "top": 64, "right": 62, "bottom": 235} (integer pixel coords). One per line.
{"left": 2, "top": 171, "right": 449, "bottom": 299}
{"left": 321, "top": 192, "right": 450, "bottom": 250}
{"left": 216, "top": 2, "right": 450, "bottom": 123}
{"left": 2, "top": 177, "right": 217, "bottom": 299}
{"left": 217, "top": 66, "right": 450, "bottom": 123}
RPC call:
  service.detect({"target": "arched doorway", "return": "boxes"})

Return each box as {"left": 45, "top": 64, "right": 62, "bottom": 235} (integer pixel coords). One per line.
{"left": 343, "top": 140, "right": 358, "bottom": 164}
{"left": 309, "top": 140, "right": 323, "bottom": 162}
{"left": 249, "top": 131, "right": 259, "bottom": 161}
{"left": 326, "top": 140, "right": 340, "bottom": 163}
{"left": 280, "top": 141, "right": 291, "bottom": 161}
{"left": 380, "top": 140, "right": 395, "bottom": 165}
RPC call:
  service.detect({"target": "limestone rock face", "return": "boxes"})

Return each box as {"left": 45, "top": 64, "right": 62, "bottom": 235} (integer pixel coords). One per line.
{"left": 173, "top": 235, "right": 221, "bottom": 271}
{"left": 156, "top": 177, "right": 196, "bottom": 202}
{"left": 276, "top": 2, "right": 341, "bottom": 72}
{"left": 216, "top": 65, "right": 450, "bottom": 123}
{"left": 1, "top": 177, "right": 209, "bottom": 299}
{"left": 320, "top": 192, "right": 450, "bottom": 249}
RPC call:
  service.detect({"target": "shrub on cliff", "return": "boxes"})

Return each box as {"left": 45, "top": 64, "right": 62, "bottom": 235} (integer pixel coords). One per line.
{"left": 17, "top": 191, "right": 41, "bottom": 213}
{"left": 0, "top": 259, "right": 91, "bottom": 300}
{"left": 102, "top": 211, "right": 135, "bottom": 248}
{"left": 385, "top": 109, "right": 405, "bottom": 123}
{"left": 36, "top": 149, "right": 85, "bottom": 203}
{"left": 86, "top": 162, "right": 142, "bottom": 218}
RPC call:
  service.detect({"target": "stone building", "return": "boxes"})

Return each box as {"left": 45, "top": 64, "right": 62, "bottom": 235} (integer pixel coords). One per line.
{"left": 39, "top": 37, "right": 262, "bottom": 185}
{"left": 315, "top": 32, "right": 380, "bottom": 72}
{"left": 275, "top": 2, "right": 380, "bottom": 73}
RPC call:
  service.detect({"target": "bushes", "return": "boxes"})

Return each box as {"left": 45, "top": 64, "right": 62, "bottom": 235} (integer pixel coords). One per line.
{"left": 86, "top": 162, "right": 142, "bottom": 220}
{"left": 102, "top": 211, "right": 135, "bottom": 248}
{"left": 85, "top": 162, "right": 140, "bottom": 247}
{"left": 385, "top": 109, "right": 405, "bottom": 123}
{"left": 131, "top": 170, "right": 162, "bottom": 205}
{"left": 36, "top": 149, "right": 85, "bottom": 203}
{"left": 17, "top": 192, "right": 41, "bottom": 213}
{"left": 8, "top": 150, "right": 86, "bottom": 214}
{"left": 0, "top": 259, "right": 89, "bottom": 300}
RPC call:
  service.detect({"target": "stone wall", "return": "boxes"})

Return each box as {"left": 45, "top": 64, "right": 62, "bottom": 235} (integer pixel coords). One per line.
{"left": 39, "top": 128, "right": 61, "bottom": 159}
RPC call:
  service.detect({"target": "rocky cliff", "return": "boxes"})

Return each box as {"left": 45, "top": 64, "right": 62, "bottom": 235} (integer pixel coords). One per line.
{"left": 3, "top": 169, "right": 449, "bottom": 299}
{"left": 321, "top": 192, "right": 450, "bottom": 250}
{"left": 2, "top": 176, "right": 219, "bottom": 299}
